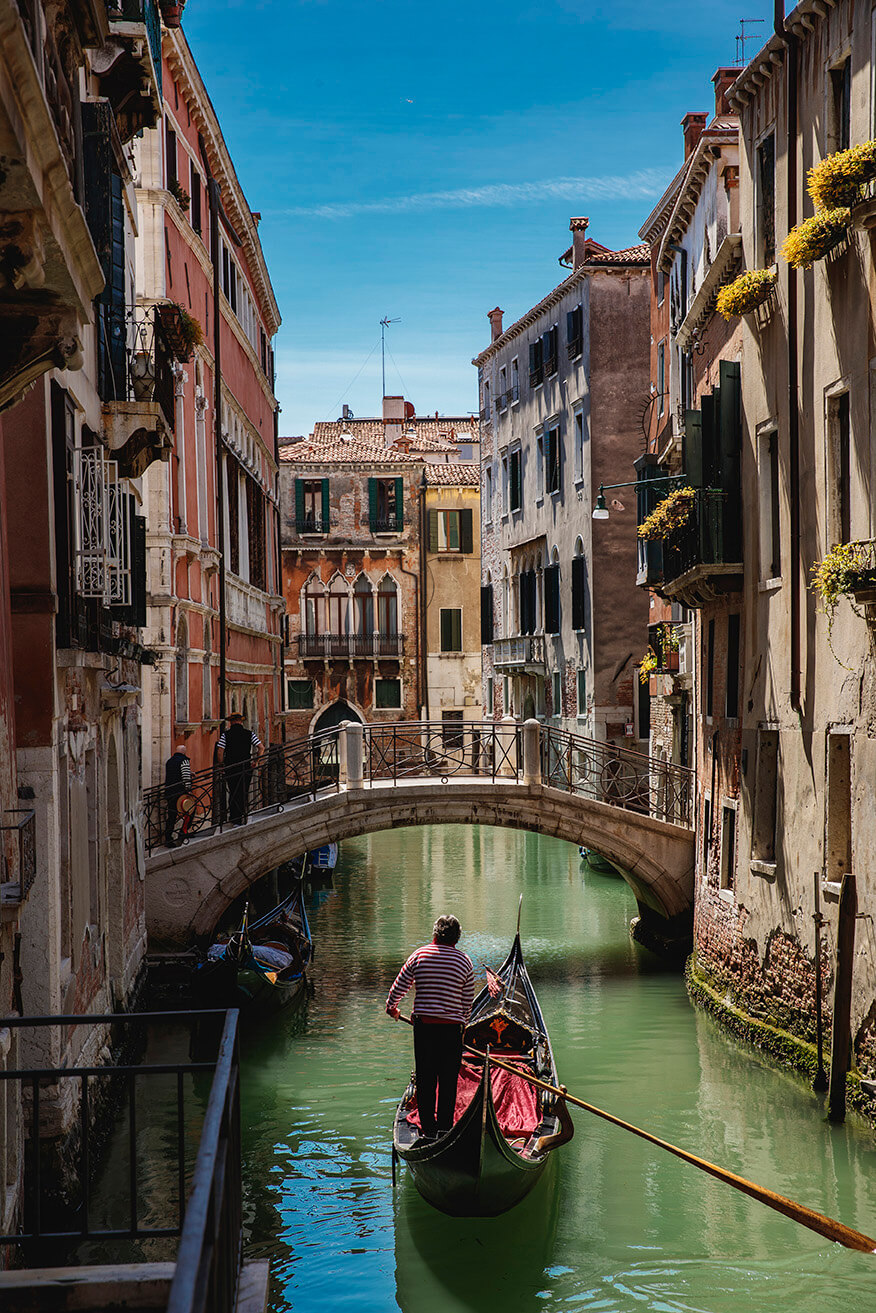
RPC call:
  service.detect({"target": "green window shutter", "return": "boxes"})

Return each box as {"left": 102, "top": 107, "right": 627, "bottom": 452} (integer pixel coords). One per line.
{"left": 460, "top": 508, "right": 473, "bottom": 553}
{"left": 452, "top": 609, "right": 462, "bottom": 651}
{"left": 394, "top": 477, "right": 404, "bottom": 528}
{"left": 440, "top": 610, "right": 451, "bottom": 651}
{"left": 368, "top": 477, "right": 378, "bottom": 529}
{"left": 295, "top": 478, "right": 304, "bottom": 527}
{"left": 321, "top": 478, "right": 330, "bottom": 527}
{"left": 428, "top": 510, "right": 439, "bottom": 552}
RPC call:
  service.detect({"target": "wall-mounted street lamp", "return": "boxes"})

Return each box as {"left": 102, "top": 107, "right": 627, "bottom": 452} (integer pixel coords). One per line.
{"left": 591, "top": 475, "right": 686, "bottom": 521}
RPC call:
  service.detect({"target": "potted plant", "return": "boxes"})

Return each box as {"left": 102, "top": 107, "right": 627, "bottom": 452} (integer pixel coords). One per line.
{"left": 637, "top": 486, "right": 696, "bottom": 541}
{"left": 810, "top": 540, "right": 876, "bottom": 659}
{"left": 169, "top": 178, "right": 190, "bottom": 211}
{"left": 716, "top": 268, "right": 777, "bottom": 320}
{"left": 808, "top": 140, "right": 876, "bottom": 210}
{"left": 638, "top": 648, "right": 658, "bottom": 685}
{"left": 157, "top": 302, "right": 204, "bottom": 361}
{"left": 781, "top": 208, "right": 851, "bottom": 268}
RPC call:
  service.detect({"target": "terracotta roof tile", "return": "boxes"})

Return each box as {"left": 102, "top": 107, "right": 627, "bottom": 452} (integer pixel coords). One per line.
{"left": 584, "top": 243, "right": 651, "bottom": 265}
{"left": 425, "top": 463, "right": 481, "bottom": 486}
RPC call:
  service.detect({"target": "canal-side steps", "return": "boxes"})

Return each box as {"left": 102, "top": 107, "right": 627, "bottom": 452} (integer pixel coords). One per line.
{"left": 143, "top": 721, "right": 696, "bottom": 950}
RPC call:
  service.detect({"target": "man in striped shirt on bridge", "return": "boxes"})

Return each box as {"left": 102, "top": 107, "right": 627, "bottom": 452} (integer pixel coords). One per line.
{"left": 386, "top": 915, "right": 474, "bottom": 1138}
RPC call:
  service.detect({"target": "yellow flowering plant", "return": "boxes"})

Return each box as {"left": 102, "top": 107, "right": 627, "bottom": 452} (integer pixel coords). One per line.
{"left": 809, "top": 540, "right": 876, "bottom": 663}
{"left": 637, "top": 486, "right": 695, "bottom": 541}
{"left": 807, "top": 141, "right": 876, "bottom": 210}
{"left": 780, "top": 209, "right": 851, "bottom": 268}
{"left": 716, "top": 268, "right": 777, "bottom": 320}
{"left": 638, "top": 649, "right": 658, "bottom": 685}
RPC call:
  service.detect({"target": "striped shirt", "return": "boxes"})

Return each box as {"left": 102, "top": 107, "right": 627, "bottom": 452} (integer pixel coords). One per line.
{"left": 386, "top": 942, "right": 474, "bottom": 1024}
{"left": 217, "top": 729, "right": 262, "bottom": 754}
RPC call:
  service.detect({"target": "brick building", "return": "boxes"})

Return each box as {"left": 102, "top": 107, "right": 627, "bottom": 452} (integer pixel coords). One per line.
{"left": 475, "top": 222, "right": 650, "bottom": 742}
{"left": 137, "top": 27, "right": 283, "bottom": 781}
{"left": 279, "top": 399, "right": 480, "bottom": 736}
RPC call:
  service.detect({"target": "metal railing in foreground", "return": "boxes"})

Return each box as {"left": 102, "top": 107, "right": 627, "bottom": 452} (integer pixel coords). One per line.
{"left": 365, "top": 720, "right": 520, "bottom": 783}
{"left": 541, "top": 725, "right": 694, "bottom": 827}
{"left": 0, "top": 1010, "right": 241, "bottom": 1313}
{"left": 142, "top": 730, "right": 340, "bottom": 854}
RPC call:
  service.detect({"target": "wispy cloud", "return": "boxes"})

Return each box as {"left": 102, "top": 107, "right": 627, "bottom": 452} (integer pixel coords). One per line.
{"left": 272, "top": 169, "right": 670, "bottom": 220}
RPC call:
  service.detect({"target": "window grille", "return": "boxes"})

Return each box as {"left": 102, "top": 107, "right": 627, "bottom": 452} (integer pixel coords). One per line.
{"left": 74, "top": 445, "right": 133, "bottom": 606}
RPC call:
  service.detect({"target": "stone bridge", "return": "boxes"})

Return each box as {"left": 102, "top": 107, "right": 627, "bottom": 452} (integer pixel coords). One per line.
{"left": 144, "top": 720, "right": 696, "bottom": 953}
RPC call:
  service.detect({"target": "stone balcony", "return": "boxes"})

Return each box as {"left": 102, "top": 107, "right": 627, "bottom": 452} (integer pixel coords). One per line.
{"left": 227, "top": 574, "right": 275, "bottom": 636}
{"left": 493, "top": 634, "right": 546, "bottom": 673}
{"left": 93, "top": 0, "right": 163, "bottom": 142}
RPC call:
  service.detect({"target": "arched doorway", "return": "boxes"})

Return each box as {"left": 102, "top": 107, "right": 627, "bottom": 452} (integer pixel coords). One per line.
{"left": 311, "top": 699, "right": 363, "bottom": 735}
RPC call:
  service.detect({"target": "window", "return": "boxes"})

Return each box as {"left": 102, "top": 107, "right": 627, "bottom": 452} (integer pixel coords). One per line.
{"left": 327, "top": 575, "right": 349, "bottom": 635}
{"left": 480, "top": 584, "right": 494, "bottom": 645}
{"left": 503, "top": 676, "right": 510, "bottom": 714}
{"left": 831, "top": 57, "right": 852, "bottom": 153}
{"left": 552, "top": 670, "right": 561, "bottom": 717}
{"left": 369, "top": 476, "right": 403, "bottom": 532}
{"left": 485, "top": 466, "right": 493, "bottom": 523}
{"left": 702, "top": 795, "right": 712, "bottom": 874}
{"left": 519, "top": 570, "right": 537, "bottom": 634}
{"left": 544, "top": 559, "right": 560, "bottom": 634}
{"left": 377, "top": 574, "right": 398, "bottom": 636}
{"left": 751, "top": 730, "right": 779, "bottom": 865}
{"left": 826, "top": 731, "right": 852, "bottom": 883}
{"left": 573, "top": 406, "right": 585, "bottom": 482}
{"left": 528, "top": 338, "right": 543, "bottom": 388}
{"left": 536, "top": 432, "right": 544, "bottom": 500}
{"left": 827, "top": 390, "right": 851, "bottom": 545}
{"left": 657, "top": 269, "right": 665, "bottom": 306}
{"left": 429, "top": 508, "right": 473, "bottom": 553}
{"left": 657, "top": 342, "right": 665, "bottom": 416}
{"left": 498, "top": 366, "right": 507, "bottom": 409}
{"left": 636, "top": 663, "right": 650, "bottom": 740}
{"left": 165, "top": 121, "right": 177, "bottom": 189}
{"left": 577, "top": 668, "right": 587, "bottom": 716}
{"left": 175, "top": 613, "right": 188, "bottom": 724}
{"left": 758, "top": 426, "right": 781, "bottom": 579}
{"left": 501, "top": 455, "right": 509, "bottom": 515}
{"left": 720, "top": 803, "right": 737, "bottom": 892}
{"left": 571, "top": 547, "right": 586, "bottom": 631}
{"left": 546, "top": 423, "right": 561, "bottom": 494}
{"left": 725, "top": 613, "right": 740, "bottom": 719}
{"left": 375, "top": 678, "right": 402, "bottom": 709}
{"left": 511, "top": 357, "right": 519, "bottom": 403}
{"left": 442, "top": 709, "right": 465, "bottom": 749}
{"left": 509, "top": 450, "right": 522, "bottom": 511}
{"left": 246, "top": 476, "right": 266, "bottom": 591}
{"left": 190, "top": 159, "right": 202, "bottom": 236}
{"left": 566, "top": 305, "right": 583, "bottom": 359}
{"left": 287, "top": 680, "right": 314, "bottom": 709}
{"left": 296, "top": 477, "right": 329, "bottom": 533}
{"left": 226, "top": 458, "right": 239, "bottom": 574}
{"left": 353, "top": 574, "right": 374, "bottom": 637}
{"left": 303, "top": 575, "right": 325, "bottom": 635}
{"left": 757, "top": 134, "right": 775, "bottom": 267}
{"left": 705, "top": 617, "right": 715, "bottom": 718}
{"left": 486, "top": 677, "right": 494, "bottom": 715}
{"left": 202, "top": 626, "right": 212, "bottom": 721}
{"left": 440, "top": 608, "right": 462, "bottom": 652}
{"left": 543, "top": 326, "right": 558, "bottom": 377}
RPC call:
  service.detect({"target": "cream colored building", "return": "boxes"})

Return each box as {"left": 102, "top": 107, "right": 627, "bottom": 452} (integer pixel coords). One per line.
{"left": 424, "top": 465, "right": 483, "bottom": 723}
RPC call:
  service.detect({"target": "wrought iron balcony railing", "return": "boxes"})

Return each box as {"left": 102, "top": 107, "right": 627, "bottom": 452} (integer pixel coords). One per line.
{"left": 296, "top": 632, "right": 405, "bottom": 659}
{"left": 370, "top": 516, "right": 403, "bottom": 533}
{"left": 98, "top": 304, "right": 176, "bottom": 429}
{"left": 0, "top": 808, "right": 36, "bottom": 903}
{"left": 661, "top": 488, "right": 742, "bottom": 593}
{"left": 296, "top": 516, "right": 330, "bottom": 534}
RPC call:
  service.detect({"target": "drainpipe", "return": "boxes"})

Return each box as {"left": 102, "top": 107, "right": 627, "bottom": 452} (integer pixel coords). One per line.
{"left": 208, "top": 177, "right": 227, "bottom": 725}
{"left": 418, "top": 472, "right": 429, "bottom": 719}
{"left": 774, "top": 1, "right": 801, "bottom": 710}
{"left": 274, "top": 403, "right": 286, "bottom": 740}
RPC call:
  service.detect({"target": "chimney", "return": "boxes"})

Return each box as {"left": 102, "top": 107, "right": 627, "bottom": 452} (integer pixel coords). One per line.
{"left": 569, "top": 216, "right": 590, "bottom": 270}
{"left": 712, "top": 67, "right": 742, "bottom": 117}
{"left": 341, "top": 403, "right": 353, "bottom": 420}
{"left": 382, "top": 395, "right": 405, "bottom": 447}
{"left": 488, "top": 307, "right": 504, "bottom": 341}
{"left": 682, "top": 111, "right": 708, "bottom": 159}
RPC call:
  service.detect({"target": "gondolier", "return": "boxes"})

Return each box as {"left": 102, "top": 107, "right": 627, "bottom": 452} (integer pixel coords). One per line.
{"left": 386, "top": 914, "right": 474, "bottom": 1139}
{"left": 216, "top": 712, "right": 262, "bottom": 825}
{"left": 163, "top": 744, "right": 191, "bottom": 847}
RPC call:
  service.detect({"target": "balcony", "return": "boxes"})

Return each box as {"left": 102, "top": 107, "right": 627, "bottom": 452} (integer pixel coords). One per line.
{"left": 296, "top": 516, "right": 330, "bottom": 535}
{"left": 493, "top": 634, "right": 546, "bottom": 673}
{"left": 297, "top": 633, "right": 405, "bottom": 660}
{"left": 0, "top": 809, "right": 36, "bottom": 907}
{"left": 660, "top": 488, "right": 743, "bottom": 608}
{"left": 99, "top": 305, "right": 175, "bottom": 477}
{"left": 93, "top": 0, "right": 163, "bottom": 142}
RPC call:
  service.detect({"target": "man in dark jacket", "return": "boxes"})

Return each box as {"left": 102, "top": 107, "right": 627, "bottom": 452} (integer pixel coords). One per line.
{"left": 216, "top": 712, "right": 262, "bottom": 824}
{"left": 164, "top": 744, "right": 191, "bottom": 847}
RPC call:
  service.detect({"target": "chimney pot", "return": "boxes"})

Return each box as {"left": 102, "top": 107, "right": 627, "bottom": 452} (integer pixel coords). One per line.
{"left": 569, "top": 216, "right": 591, "bottom": 270}
{"left": 712, "top": 67, "right": 742, "bottom": 117}
{"left": 487, "top": 307, "right": 504, "bottom": 341}
{"left": 682, "top": 111, "right": 708, "bottom": 159}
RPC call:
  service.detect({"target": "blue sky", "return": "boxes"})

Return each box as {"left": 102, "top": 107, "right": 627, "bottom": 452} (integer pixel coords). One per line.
{"left": 183, "top": 0, "right": 771, "bottom": 437}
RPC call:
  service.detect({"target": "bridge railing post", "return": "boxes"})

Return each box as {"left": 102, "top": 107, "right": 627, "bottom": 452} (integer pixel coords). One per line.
{"left": 497, "top": 716, "right": 519, "bottom": 779}
{"left": 339, "top": 720, "right": 364, "bottom": 789}
{"left": 522, "top": 718, "right": 541, "bottom": 787}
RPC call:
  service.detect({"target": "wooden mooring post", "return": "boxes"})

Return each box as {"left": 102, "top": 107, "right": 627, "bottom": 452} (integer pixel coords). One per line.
{"left": 828, "top": 872, "right": 857, "bottom": 1123}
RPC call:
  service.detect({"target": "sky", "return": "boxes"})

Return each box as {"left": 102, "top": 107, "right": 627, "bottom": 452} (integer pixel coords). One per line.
{"left": 182, "top": 0, "right": 772, "bottom": 437}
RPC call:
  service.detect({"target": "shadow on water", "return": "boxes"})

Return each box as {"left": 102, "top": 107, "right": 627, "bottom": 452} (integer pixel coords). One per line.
{"left": 393, "top": 1159, "right": 560, "bottom": 1313}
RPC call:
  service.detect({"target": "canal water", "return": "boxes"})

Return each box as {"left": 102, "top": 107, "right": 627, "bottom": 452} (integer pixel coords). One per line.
{"left": 235, "top": 825, "right": 876, "bottom": 1312}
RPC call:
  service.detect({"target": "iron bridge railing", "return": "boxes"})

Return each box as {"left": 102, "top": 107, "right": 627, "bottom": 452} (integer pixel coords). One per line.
{"left": 541, "top": 725, "right": 693, "bottom": 827}
{"left": 365, "top": 720, "right": 520, "bottom": 783}
{"left": 0, "top": 1009, "right": 241, "bottom": 1313}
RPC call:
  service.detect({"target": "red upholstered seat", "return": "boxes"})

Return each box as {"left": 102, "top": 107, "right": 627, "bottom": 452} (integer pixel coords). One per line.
{"left": 408, "top": 1060, "right": 539, "bottom": 1136}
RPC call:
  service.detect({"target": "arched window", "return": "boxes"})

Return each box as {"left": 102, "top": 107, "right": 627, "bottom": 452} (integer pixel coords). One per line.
{"left": 303, "top": 574, "right": 325, "bottom": 635}
{"left": 377, "top": 574, "right": 398, "bottom": 636}
{"left": 572, "top": 538, "right": 586, "bottom": 632}
{"left": 544, "top": 548, "right": 560, "bottom": 635}
{"left": 353, "top": 574, "right": 374, "bottom": 648}
{"left": 327, "top": 573, "right": 350, "bottom": 635}
{"left": 175, "top": 613, "right": 189, "bottom": 725}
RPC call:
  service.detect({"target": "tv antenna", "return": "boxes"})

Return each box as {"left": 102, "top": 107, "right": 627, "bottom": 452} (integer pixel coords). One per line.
{"left": 736, "top": 17, "right": 764, "bottom": 66}
{"left": 380, "top": 316, "right": 401, "bottom": 400}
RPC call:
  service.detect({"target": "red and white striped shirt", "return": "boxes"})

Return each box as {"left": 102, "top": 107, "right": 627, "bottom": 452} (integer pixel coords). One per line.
{"left": 387, "top": 942, "right": 474, "bottom": 1024}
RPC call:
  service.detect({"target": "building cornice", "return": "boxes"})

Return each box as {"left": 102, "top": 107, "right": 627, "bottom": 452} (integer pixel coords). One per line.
{"left": 727, "top": 2, "right": 834, "bottom": 109}
{"left": 638, "top": 161, "right": 689, "bottom": 245}
{"left": 657, "top": 123, "right": 739, "bottom": 273}
{"left": 674, "top": 234, "right": 743, "bottom": 349}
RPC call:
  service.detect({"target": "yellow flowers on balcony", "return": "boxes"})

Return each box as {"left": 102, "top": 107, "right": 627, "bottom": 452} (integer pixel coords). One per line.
{"left": 780, "top": 208, "right": 851, "bottom": 268}
{"left": 638, "top": 648, "right": 658, "bottom": 684}
{"left": 807, "top": 140, "right": 876, "bottom": 210}
{"left": 637, "top": 486, "right": 695, "bottom": 541}
{"left": 716, "top": 268, "right": 777, "bottom": 320}
{"left": 810, "top": 539, "right": 876, "bottom": 662}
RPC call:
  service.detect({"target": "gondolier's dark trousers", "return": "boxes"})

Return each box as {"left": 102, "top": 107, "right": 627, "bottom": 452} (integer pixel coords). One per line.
{"left": 413, "top": 1018, "right": 463, "bottom": 1135}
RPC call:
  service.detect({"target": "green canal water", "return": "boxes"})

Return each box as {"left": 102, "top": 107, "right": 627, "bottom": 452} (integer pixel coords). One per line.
{"left": 233, "top": 825, "right": 876, "bottom": 1312}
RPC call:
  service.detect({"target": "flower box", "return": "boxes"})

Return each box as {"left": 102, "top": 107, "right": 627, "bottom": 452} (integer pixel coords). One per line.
{"left": 716, "top": 268, "right": 777, "bottom": 319}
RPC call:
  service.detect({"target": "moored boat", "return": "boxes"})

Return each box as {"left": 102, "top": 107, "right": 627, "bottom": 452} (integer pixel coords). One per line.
{"left": 392, "top": 905, "right": 572, "bottom": 1217}
{"left": 196, "top": 881, "right": 313, "bottom": 1013}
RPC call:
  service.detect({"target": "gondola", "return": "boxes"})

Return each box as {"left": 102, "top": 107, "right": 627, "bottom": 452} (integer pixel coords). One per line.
{"left": 392, "top": 902, "right": 573, "bottom": 1217}
{"left": 195, "top": 880, "right": 313, "bottom": 1013}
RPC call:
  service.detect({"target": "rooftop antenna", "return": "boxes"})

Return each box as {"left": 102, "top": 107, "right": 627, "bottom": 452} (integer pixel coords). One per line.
{"left": 380, "top": 316, "right": 401, "bottom": 400}
{"left": 736, "top": 17, "right": 764, "bottom": 66}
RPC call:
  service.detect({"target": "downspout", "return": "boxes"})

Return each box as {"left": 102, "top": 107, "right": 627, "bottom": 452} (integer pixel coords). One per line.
{"left": 274, "top": 401, "right": 286, "bottom": 740}
{"left": 208, "top": 177, "right": 227, "bottom": 725}
{"left": 774, "top": 1, "right": 801, "bottom": 710}
{"left": 419, "top": 472, "right": 429, "bottom": 719}
{"left": 398, "top": 476, "right": 425, "bottom": 718}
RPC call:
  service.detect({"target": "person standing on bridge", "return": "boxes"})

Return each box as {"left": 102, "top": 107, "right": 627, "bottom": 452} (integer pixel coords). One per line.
{"left": 163, "top": 744, "right": 191, "bottom": 847}
{"left": 216, "top": 712, "right": 262, "bottom": 826}
{"left": 386, "top": 914, "right": 474, "bottom": 1139}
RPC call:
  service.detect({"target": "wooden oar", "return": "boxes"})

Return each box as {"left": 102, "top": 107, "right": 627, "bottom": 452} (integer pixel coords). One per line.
{"left": 394, "top": 1014, "right": 876, "bottom": 1252}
